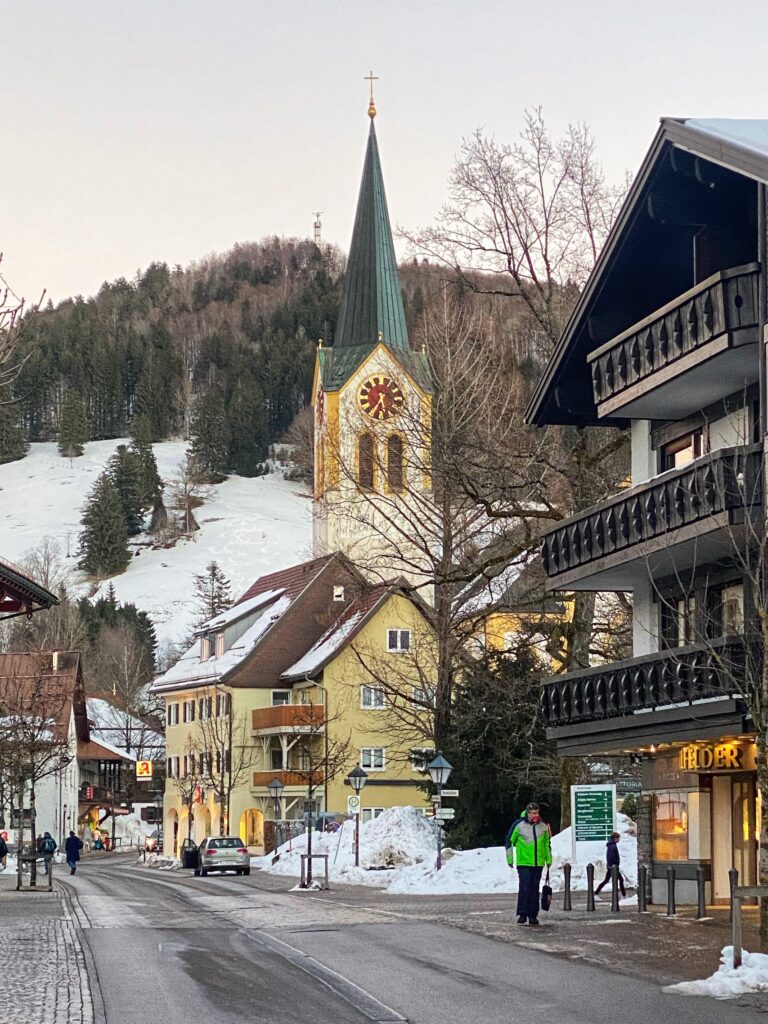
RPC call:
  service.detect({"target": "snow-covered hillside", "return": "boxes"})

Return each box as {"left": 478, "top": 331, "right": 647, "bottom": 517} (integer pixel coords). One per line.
{"left": 0, "top": 440, "right": 312, "bottom": 647}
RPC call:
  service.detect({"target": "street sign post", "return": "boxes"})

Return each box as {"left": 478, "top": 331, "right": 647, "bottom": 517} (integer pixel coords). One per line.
{"left": 571, "top": 784, "right": 616, "bottom": 865}
{"left": 440, "top": 789, "right": 459, "bottom": 798}
{"left": 346, "top": 795, "right": 361, "bottom": 815}
{"left": 435, "top": 808, "right": 455, "bottom": 820}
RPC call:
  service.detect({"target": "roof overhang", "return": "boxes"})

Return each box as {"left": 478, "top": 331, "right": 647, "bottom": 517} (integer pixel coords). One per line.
{"left": 0, "top": 557, "right": 58, "bottom": 619}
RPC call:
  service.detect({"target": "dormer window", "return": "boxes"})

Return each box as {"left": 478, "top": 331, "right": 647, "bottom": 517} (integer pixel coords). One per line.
{"left": 215, "top": 634, "right": 225, "bottom": 657}
{"left": 200, "top": 637, "right": 212, "bottom": 661}
{"left": 333, "top": 586, "right": 345, "bottom": 602}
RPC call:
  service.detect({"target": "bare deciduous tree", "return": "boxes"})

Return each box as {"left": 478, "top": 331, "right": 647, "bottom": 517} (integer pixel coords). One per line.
{"left": 196, "top": 689, "right": 255, "bottom": 835}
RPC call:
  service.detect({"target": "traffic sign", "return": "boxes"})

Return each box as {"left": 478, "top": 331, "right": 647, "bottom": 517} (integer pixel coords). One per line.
{"left": 435, "top": 808, "right": 455, "bottom": 820}
{"left": 440, "top": 789, "right": 459, "bottom": 798}
{"left": 347, "top": 795, "right": 361, "bottom": 814}
{"left": 136, "top": 760, "right": 153, "bottom": 780}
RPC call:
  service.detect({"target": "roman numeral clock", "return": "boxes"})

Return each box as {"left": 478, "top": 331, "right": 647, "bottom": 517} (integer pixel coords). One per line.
{"left": 358, "top": 375, "right": 404, "bottom": 420}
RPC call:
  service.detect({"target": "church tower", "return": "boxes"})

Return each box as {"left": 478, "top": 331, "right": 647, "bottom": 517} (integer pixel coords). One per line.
{"left": 312, "top": 89, "right": 432, "bottom": 592}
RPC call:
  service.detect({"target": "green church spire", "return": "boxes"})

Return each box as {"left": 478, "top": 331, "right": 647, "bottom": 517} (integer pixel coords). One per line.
{"left": 334, "top": 115, "right": 410, "bottom": 352}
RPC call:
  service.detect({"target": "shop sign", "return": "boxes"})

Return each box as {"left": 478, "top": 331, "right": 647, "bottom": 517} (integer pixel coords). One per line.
{"left": 136, "top": 760, "right": 153, "bottom": 780}
{"left": 678, "top": 742, "right": 754, "bottom": 772}
{"left": 616, "top": 777, "right": 642, "bottom": 794}
{"left": 570, "top": 784, "right": 617, "bottom": 864}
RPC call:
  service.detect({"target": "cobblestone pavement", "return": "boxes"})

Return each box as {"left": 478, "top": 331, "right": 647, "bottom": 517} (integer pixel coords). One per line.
{"left": 0, "top": 870, "right": 94, "bottom": 1024}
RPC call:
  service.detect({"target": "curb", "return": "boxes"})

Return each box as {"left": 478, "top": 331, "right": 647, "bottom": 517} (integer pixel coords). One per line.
{"left": 56, "top": 880, "right": 107, "bottom": 1024}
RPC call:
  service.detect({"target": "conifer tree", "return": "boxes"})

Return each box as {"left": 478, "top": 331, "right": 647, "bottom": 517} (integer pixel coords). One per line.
{"left": 227, "top": 380, "right": 269, "bottom": 476}
{"left": 58, "top": 391, "right": 89, "bottom": 458}
{"left": 191, "top": 561, "right": 232, "bottom": 628}
{"left": 107, "top": 444, "right": 144, "bottom": 535}
{"left": 0, "top": 400, "right": 29, "bottom": 464}
{"left": 78, "top": 473, "right": 130, "bottom": 578}
{"left": 188, "top": 388, "right": 228, "bottom": 482}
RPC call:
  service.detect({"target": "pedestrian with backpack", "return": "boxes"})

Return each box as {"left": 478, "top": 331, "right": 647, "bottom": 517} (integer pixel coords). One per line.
{"left": 506, "top": 802, "right": 552, "bottom": 926}
{"left": 41, "top": 832, "right": 57, "bottom": 875}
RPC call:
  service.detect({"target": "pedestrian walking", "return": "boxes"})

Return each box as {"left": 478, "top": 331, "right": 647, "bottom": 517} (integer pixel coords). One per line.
{"left": 506, "top": 802, "right": 552, "bottom": 926}
{"left": 0, "top": 834, "right": 7, "bottom": 871}
{"left": 65, "top": 831, "right": 83, "bottom": 875}
{"left": 595, "top": 832, "right": 626, "bottom": 899}
{"left": 41, "top": 832, "right": 57, "bottom": 875}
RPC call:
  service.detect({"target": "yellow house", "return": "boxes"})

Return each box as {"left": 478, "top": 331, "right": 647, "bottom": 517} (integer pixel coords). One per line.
{"left": 153, "top": 555, "right": 434, "bottom": 856}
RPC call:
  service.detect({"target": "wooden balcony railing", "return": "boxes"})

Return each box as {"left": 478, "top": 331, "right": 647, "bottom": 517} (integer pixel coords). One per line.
{"left": 541, "top": 639, "right": 750, "bottom": 728}
{"left": 252, "top": 770, "right": 323, "bottom": 788}
{"left": 541, "top": 444, "right": 762, "bottom": 583}
{"left": 251, "top": 704, "right": 325, "bottom": 733}
{"left": 588, "top": 264, "right": 759, "bottom": 410}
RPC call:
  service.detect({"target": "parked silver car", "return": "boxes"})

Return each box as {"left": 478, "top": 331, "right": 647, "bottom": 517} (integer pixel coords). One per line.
{"left": 197, "top": 836, "right": 250, "bottom": 876}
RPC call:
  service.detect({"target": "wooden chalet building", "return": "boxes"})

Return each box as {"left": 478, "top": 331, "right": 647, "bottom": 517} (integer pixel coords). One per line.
{"left": 528, "top": 118, "right": 768, "bottom": 903}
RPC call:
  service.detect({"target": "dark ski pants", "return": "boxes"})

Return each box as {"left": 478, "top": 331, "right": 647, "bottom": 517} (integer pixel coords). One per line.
{"left": 517, "top": 866, "right": 543, "bottom": 920}
{"left": 595, "top": 869, "right": 626, "bottom": 897}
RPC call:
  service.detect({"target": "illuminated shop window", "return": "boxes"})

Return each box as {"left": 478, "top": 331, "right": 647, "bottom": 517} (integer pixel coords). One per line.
{"left": 653, "top": 791, "right": 689, "bottom": 861}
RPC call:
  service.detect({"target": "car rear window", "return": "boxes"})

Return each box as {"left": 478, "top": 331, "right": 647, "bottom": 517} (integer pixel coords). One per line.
{"left": 209, "top": 838, "right": 242, "bottom": 849}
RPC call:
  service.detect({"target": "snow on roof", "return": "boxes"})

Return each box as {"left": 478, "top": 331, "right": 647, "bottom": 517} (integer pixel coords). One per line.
{"left": 282, "top": 610, "right": 364, "bottom": 680}
{"left": 455, "top": 559, "right": 525, "bottom": 619}
{"left": 79, "top": 735, "right": 138, "bottom": 762}
{"left": 685, "top": 118, "right": 768, "bottom": 160}
{"left": 153, "top": 592, "right": 293, "bottom": 691}
{"left": 199, "top": 589, "right": 285, "bottom": 632}
{"left": 86, "top": 697, "right": 163, "bottom": 753}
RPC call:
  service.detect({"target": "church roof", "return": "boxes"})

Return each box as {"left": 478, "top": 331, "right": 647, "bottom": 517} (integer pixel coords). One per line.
{"left": 319, "top": 343, "right": 432, "bottom": 393}
{"left": 334, "top": 120, "right": 409, "bottom": 354}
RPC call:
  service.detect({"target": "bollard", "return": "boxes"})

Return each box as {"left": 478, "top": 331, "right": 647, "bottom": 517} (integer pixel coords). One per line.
{"left": 696, "top": 866, "right": 707, "bottom": 920}
{"left": 610, "top": 864, "right": 620, "bottom": 912}
{"left": 638, "top": 865, "right": 648, "bottom": 913}
{"left": 733, "top": 895, "right": 743, "bottom": 969}
{"left": 666, "top": 866, "right": 676, "bottom": 916}
{"left": 563, "top": 863, "right": 572, "bottom": 911}
{"left": 586, "top": 863, "right": 596, "bottom": 912}
{"left": 729, "top": 867, "right": 739, "bottom": 923}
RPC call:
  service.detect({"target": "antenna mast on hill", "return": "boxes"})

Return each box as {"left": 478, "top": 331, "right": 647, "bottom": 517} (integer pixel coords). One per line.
{"left": 313, "top": 211, "right": 323, "bottom": 247}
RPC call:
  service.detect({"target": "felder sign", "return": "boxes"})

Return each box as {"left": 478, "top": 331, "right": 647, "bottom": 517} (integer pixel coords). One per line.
{"left": 136, "top": 760, "right": 153, "bottom": 780}
{"left": 678, "top": 742, "right": 754, "bottom": 772}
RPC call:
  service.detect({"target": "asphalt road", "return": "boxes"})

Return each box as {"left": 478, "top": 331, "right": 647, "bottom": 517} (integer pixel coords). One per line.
{"left": 61, "top": 857, "right": 768, "bottom": 1024}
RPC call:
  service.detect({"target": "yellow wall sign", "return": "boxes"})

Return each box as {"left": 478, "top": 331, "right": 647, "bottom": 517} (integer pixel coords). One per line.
{"left": 678, "top": 743, "right": 754, "bottom": 772}
{"left": 136, "top": 760, "right": 153, "bottom": 780}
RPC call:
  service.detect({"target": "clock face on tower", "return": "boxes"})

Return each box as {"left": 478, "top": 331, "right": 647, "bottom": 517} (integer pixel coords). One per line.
{"left": 358, "top": 375, "right": 405, "bottom": 420}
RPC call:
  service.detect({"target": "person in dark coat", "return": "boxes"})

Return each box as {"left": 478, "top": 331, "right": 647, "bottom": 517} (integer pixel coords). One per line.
{"left": 0, "top": 834, "right": 8, "bottom": 870}
{"left": 65, "top": 831, "right": 83, "bottom": 875}
{"left": 41, "top": 832, "right": 57, "bottom": 875}
{"left": 595, "top": 832, "right": 626, "bottom": 898}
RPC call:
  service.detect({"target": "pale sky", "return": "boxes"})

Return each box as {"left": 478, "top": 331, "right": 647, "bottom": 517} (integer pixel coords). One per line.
{"left": 4, "top": 0, "right": 768, "bottom": 303}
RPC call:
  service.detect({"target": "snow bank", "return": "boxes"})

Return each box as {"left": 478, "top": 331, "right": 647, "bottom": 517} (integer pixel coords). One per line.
{"left": 253, "top": 807, "right": 638, "bottom": 896}
{"left": 254, "top": 806, "right": 437, "bottom": 886}
{"left": 98, "top": 812, "right": 155, "bottom": 848}
{"left": 136, "top": 853, "right": 180, "bottom": 871}
{"left": 666, "top": 947, "right": 768, "bottom": 999}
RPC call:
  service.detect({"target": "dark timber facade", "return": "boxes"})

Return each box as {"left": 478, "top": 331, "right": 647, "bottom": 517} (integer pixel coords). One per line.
{"left": 528, "top": 118, "right": 768, "bottom": 904}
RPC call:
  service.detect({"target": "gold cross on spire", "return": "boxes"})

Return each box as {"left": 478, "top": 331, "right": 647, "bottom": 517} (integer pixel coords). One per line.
{"left": 365, "top": 69, "right": 379, "bottom": 119}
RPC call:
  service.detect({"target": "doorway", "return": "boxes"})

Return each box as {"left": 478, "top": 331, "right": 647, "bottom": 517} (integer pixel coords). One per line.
{"left": 711, "top": 773, "right": 757, "bottom": 900}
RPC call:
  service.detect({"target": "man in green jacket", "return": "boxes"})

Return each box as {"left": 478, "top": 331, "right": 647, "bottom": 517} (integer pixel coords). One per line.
{"left": 506, "top": 802, "right": 552, "bottom": 926}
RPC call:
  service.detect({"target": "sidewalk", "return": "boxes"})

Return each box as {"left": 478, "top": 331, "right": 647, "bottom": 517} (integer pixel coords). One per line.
{"left": 0, "top": 867, "right": 94, "bottom": 1024}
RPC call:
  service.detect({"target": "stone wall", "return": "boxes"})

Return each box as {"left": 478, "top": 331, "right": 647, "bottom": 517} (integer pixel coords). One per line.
{"left": 636, "top": 792, "right": 653, "bottom": 902}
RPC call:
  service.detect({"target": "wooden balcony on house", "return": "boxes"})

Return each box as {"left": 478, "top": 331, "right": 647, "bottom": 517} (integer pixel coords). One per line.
{"left": 588, "top": 264, "right": 759, "bottom": 420}
{"left": 252, "top": 770, "right": 323, "bottom": 789}
{"left": 251, "top": 704, "right": 325, "bottom": 735}
{"left": 541, "top": 443, "right": 762, "bottom": 591}
{"left": 541, "top": 638, "right": 750, "bottom": 729}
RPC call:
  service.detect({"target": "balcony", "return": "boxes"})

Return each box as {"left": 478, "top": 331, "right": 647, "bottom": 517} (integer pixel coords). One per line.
{"left": 541, "top": 639, "right": 749, "bottom": 731}
{"left": 252, "top": 770, "right": 323, "bottom": 789}
{"left": 541, "top": 444, "right": 762, "bottom": 591}
{"left": 251, "top": 704, "right": 325, "bottom": 735}
{"left": 589, "top": 264, "right": 759, "bottom": 420}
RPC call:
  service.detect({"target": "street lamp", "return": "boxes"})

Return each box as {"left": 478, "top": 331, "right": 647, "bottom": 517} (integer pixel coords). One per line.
{"left": 267, "top": 777, "right": 284, "bottom": 856}
{"left": 347, "top": 766, "right": 368, "bottom": 867}
{"left": 427, "top": 753, "right": 453, "bottom": 870}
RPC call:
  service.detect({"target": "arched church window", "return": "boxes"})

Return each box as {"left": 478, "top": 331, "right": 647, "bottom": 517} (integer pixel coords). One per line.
{"left": 387, "top": 434, "right": 404, "bottom": 491}
{"left": 358, "top": 433, "right": 375, "bottom": 490}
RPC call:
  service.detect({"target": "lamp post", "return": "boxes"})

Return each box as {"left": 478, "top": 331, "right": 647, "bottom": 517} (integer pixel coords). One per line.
{"left": 347, "top": 767, "right": 368, "bottom": 868}
{"left": 267, "top": 777, "right": 284, "bottom": 856}
{"left": 427, "top": 753, "right": 453, "bottom": 871}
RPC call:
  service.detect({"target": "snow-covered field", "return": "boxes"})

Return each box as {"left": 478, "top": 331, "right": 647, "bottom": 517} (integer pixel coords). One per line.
{"left": 0, "top": 440, "right": 312, "bottom": 646}
{"left": 252, "top": 807, "right": 638, "bottom": 896}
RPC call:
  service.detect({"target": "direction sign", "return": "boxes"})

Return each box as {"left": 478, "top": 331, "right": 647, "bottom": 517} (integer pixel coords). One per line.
{"left": 435, "top": 808, "right": 455, "bottom": 820}
{"left": 571, "top": 784, "right": 616, "bottom": 864}
{"left": 347, "top": 795, "right": 361, "bottom": 814}
{"left": 440, "top": 789, "right": 459, "bottom": 798}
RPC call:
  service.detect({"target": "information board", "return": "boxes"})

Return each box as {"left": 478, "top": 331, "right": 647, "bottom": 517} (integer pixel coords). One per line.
{"left": 570, "top": 784, "right": 617, "bottom": 864}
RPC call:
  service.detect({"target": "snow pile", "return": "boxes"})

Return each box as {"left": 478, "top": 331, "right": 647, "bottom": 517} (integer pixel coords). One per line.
{"left": 666, "top": 947, "right": 768, "bottom": 999}
{"left": 98, "top": 812, "right": 155, "bottom": 848}
{"left": 387, "top": 813, "right": 637, "bottom": 895}
{"left": 0, "top": 440, "right": 311, "bottom": 646}
{"left": 137, "top": 852, "right": 180, "bottom": 870}
{"left": 254, "top": 806, "right": 438, "bottom": 886}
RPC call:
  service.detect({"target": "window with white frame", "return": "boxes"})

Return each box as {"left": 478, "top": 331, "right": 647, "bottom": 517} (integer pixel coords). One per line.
{"left": 387, "top": 629, "right": 411, "bottom": 652}
{"left": 361, "top": 747, "right": 385, "bottom": 771}
{"left": 166, "top": 756, "right": 180, "bottom": 779}
{"left": 361, "top": 685, "right": 386, "bottom": 709}
{"left": 215, "top": 634, "right": 225, "bottom": 657}
{"left": 412, "top": 686, "right": 435, "bottom": 707}
{"left": 216, "top": 692, "right": 231, "bottom": 717}
{"left": 167, "top": 703, "right": 179, "bottom": 726}
{"left": 361, "top": 807, "right": 385, "bottom": 824}
{"left": 200, "top": 637, "right": 212, "bottom": 661}
{"left": 272, "top": 691, "right": 291, "bottom": 706}
{"left": 411, "top": 748, "right": 434, "bottom": 772}
{"left": 199, "top": 752, "right": 211, "bottom": 776}
{"left": 270, "top": 748, "right": 283, "bottom": 771}
{"left": 183, "top": 754, "right": 195, "bottom": 777}
{"left": 198, "top": 695, "right": 212, "bottom": 720}
{"left": 183, "top": 699, "right": 196, "bottom": 724}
